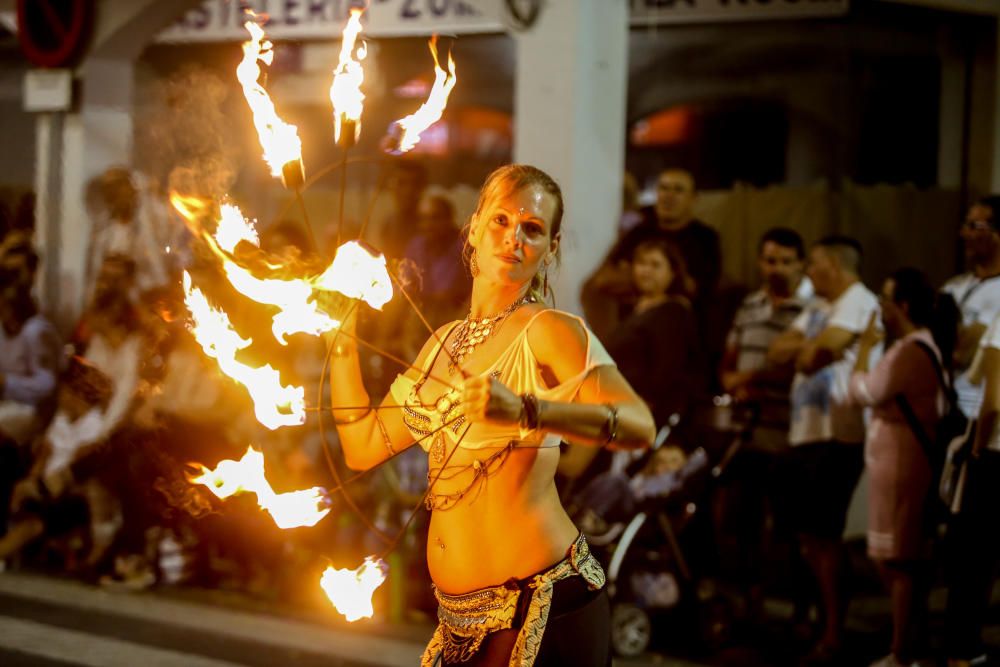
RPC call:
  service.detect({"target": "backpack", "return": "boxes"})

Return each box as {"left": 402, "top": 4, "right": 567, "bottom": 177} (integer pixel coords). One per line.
{"left": 894, "top": 340, "right": 971, "bottom": 524}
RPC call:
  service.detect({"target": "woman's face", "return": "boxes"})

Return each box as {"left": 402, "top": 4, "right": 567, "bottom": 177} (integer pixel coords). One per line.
{"left": 470, "top": 183, "right": 558, "bottom": 286}
{"left": 632, "top": 247, "right": 673, "bottom": 297}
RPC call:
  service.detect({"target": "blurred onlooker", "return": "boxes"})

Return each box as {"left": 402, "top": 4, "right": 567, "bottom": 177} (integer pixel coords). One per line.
{"left": 768, "top": 235, "right": 879, "bottom": 663}
{"left": 714, "top": 227, "right": 812, "bottom": 616}
{"left": 68, "top": 255, "right": 146, "bottom": 569}
{"left": 373, "top": 159, "right": 428, "bottom": 260}
{"left": 849, "top": 268, "right": 957, "bottom": 667}
{"left": 0, "top": 242, "right": 61, "bottom": 537}
{"left": 85, "top": 167, "right": 171, "bottom": 296}
{"left": 403, "top": 194, "right": 470, "bottom": 334}
{"left": 75, "top": 256, "right": 144, "bottom": 427}
{"left": 941, "top": 196, "right": 1000, "bottom": 419}
{"left": 605, "top": 237, "right": 701, "bottom": 429}
{"left": 721, "top": 227, "right": 813, "bottom": 447}
{"left": 944, "top": 305, "right": 1000, "bottom": 666}
{"left": 107, "top": 285, "right": 254, "bottom": 589}
{"left": 0, "top": 357, "right": 112, "bottom": 567}
{"left": 583, "top": 168, "right": 720, "bottom": 333}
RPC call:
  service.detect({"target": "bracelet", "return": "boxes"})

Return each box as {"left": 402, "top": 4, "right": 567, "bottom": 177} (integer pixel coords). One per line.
{"left": 602, "top": 403, "right": 619, "bottom": 445}
{"left": 520, "top": 393, "right": 540, "bottom": 430}
{"left": 374, "top": 410, "right": 396, "bottom": 456}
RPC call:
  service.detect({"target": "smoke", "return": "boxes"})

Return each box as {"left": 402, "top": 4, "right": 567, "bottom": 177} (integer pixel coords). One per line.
{"left": 136, "top": 64, "right": 242, "bottom": 199}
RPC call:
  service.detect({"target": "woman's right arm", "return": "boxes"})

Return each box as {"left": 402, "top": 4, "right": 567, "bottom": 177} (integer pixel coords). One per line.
{"left": 327, "top": 324, "right": 415, "bottom": 471}
{"left": 328, "top": 314, "right": 450, "bottom": 471}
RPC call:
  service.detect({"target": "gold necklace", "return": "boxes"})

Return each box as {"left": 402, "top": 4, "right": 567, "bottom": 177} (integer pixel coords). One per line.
{"left": 447, "top": 297, "right": 527, "bottom": 375}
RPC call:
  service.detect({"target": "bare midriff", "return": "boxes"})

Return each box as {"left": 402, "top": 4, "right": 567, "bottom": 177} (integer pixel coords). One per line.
{"left": 426, "top": 444, "right": 579, "bottom": 595}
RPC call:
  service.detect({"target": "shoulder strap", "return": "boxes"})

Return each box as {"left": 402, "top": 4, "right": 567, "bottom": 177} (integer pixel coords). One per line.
{"left": 896, "top": 339, "right": 956, "bottom": 465}
{"left": 895, "top": 393, "right": 935, "bottom": 463}
{"left": 910, "top": 339, "right": 957, "bottom": 404}
{"left": 958, "top": 273, "right": 1000, "bottom": 307}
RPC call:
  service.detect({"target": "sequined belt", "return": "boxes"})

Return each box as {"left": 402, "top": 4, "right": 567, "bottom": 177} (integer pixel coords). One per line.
{"left": 420, "top": 533, "right": 606, "bottom": 667}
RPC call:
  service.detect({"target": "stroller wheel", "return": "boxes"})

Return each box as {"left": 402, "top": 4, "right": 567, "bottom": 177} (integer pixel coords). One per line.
{"left": 610, "top": 602, "right": 651, "bottom": 658}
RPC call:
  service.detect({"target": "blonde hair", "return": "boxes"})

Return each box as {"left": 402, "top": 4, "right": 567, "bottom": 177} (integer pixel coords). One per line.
{"left": 464, "top": 164, "right": 564, "bottom": 303}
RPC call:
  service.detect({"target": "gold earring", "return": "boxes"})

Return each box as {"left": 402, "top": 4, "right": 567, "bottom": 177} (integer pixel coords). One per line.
{"left": 470, "top": 250, "right": 480, "bottom": 277}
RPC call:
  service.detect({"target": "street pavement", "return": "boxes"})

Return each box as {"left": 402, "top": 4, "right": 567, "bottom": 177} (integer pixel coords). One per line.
{"left": 4, "top": 568, "right": 999, "bottom": 666}
{"left": 0, "top": 572, "right": 702, "bottom": 667}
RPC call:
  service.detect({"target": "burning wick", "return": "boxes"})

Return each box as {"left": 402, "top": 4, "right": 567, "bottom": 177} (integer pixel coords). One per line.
{"left": 320, "top": 556, "right": 389, "bottom": 622}
{"left": 330, "top": 7, "right": 366, "bottom": 148}
{"left": 281, "top": 159, "right": 305, "bottom": 191}
{"left": 237, "top": 13, "right": 304, "bottom": 181}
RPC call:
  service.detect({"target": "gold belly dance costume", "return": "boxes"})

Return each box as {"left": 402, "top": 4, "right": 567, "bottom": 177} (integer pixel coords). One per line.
{"left": 388, "top": 309, "right": 618, "bottom": 666}
{"left": 423, "top": 533, "right": 606, "bottom": 667}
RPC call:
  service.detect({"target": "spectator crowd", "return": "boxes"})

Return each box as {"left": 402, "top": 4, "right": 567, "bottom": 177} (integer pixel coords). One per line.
{"left": 2, "top": 162, "right": 1000, "bottom": 667}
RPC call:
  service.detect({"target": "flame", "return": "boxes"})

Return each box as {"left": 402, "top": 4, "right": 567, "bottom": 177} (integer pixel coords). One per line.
{"left": 191, "top": 446, "right": 330, "bottom": 529}
{"left": 172, "top": 195, "right": 392, "bottom": 345}
{"left": 216, "top": 203, "right": 260, "bottom": 253}
{"left": 389, "top": 36, "right": 457, "bottom": 153}
{"left": 320, "top": 556, "right": 388, "bottom": 622}
{"left": 182, "top": 272, "right": 306, "bottom": 429}
{"left": 237, "top": 15, "right": 303, "bottom": 176}
{"left": 315, "top": 241, "right": 393, "bottom": 310}
{"left": 329, "top": 7, "right": 367, "bottom": 144}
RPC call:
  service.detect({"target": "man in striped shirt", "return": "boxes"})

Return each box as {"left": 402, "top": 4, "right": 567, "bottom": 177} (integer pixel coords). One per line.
{"left": 721, "top": 227, "right": 813, "bottom": 449}
{"left": 715, "top": 227, "right": 813, "bottom": 621}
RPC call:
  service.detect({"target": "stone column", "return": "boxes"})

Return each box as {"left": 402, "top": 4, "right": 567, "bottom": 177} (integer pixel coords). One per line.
{"left": 512, "top": 0, "right": 629, "bottom": 315}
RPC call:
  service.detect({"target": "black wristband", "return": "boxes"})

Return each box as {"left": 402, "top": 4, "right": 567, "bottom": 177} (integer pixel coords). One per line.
{"left": 602, "top": 404, "right": 619, "bottom": 445}
{"left": 520, "top": 393, "right": 540, "bottom": 430}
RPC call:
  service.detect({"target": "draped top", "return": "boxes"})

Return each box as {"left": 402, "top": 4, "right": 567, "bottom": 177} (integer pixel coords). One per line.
{"left": 389, "top": 310, "right": 616, "bottom": 451}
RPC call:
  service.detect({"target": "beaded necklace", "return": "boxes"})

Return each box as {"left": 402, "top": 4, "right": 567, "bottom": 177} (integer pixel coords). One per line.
{"left": 447, "top": 296, "right": 529, "bottom": 376}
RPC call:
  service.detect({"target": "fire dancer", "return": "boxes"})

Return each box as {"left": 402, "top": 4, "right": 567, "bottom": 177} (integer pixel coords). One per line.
{"left": 328, "top": 164, "right": 655, "bottom": 666}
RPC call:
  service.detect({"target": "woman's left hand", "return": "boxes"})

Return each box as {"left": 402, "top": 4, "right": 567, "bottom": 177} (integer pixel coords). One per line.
{"left": 462, "top": 376, "right": 523, "bottom": 426}
{"left": 858, "top": 311, "right": 884, "bottom": 350}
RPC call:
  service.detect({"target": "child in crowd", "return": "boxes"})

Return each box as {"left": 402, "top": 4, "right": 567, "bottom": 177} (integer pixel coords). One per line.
{"left": 573, "top": 444, "right": 708, "bottom": 538}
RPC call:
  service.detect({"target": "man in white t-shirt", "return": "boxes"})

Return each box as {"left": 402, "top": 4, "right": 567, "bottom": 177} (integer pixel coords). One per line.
{"left": 944, "top": 309, "right": 1000, "bottom": 665}
{"left": 942, "top": 196, "right": 1000, "bottom": 418}
{"left": 768, "top": 235, "right": 879, "bottom": 662}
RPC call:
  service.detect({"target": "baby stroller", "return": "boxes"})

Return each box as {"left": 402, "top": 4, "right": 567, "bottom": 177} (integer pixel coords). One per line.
{"left": 569, "top": 411, "right": 749, "bottom": 658}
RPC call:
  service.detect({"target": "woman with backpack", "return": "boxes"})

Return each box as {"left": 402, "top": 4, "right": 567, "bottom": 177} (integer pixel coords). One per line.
{"left": 849, "top": 267, "right": 959, "bottom": 667}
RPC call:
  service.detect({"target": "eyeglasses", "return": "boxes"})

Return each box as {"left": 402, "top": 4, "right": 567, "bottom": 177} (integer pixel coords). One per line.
{"left": 963, "top": 219, "right": 996, "bottom": 232}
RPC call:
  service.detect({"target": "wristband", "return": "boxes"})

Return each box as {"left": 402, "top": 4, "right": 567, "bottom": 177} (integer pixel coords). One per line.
{"left": 520, "top": 393, "right": 540, "bottom": 430}
{"left": 602, "top": 404, "right": 619, "bottom": 445}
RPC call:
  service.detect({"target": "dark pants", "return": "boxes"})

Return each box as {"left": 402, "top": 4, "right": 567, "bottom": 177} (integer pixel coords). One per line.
{"left": 0, "top": 437, "right": 24, "bottom": 537}
{"left": 713, "top": 445, "right": 776, "bottom": 584}
{"left": 944, "top": 450, "right": 1000, "bottom": 660}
